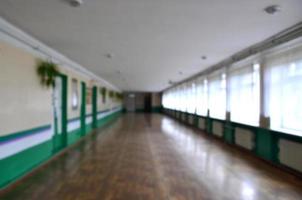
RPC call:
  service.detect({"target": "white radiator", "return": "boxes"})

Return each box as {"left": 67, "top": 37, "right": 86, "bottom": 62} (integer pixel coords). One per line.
{"left": 235, "top": 127, "right": 254, "bottom": 150}
{"left": 279, "top": 139, "right": 302, "bottom": 173}
{"left": 198, "top": 118, "right": 205, "bottom": 130}
{"left": 212, "top": 121, "right": 223, "bottom": 137}
{"left": 188, "top": 115, "right": 194, "bottom": 125}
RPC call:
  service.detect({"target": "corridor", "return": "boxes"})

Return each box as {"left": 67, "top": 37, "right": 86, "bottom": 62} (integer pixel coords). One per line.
{"left": 1, "top": 114, "right": 302, "bottom": 200}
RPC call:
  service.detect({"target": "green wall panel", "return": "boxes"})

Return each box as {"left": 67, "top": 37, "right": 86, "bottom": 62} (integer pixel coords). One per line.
{"left": 151, "top": 106, "right": 162, "bottom": 113}
{"left": 81, "top": 82, "right": 86, "bottom": 136}
{"left": 0, "top": 110, "right": 121, "bottom": 190}
{"left": 255, "top": 129, "right": 277, "bottom": 162}
{"left": 92, "top": 86, "right": 98, "bottom": 129}
{"left": 67, "top": 129, "right": 82, "bottom": 146}
{"left": 224, "top": 123, "right": 234, "bottom": 144}
{"left": 0, "top": 140, "right": 52, "bottom": 189}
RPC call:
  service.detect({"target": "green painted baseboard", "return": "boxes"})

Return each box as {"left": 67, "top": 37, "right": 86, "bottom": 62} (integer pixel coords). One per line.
{"left": 151, "top": 106, "right": 162, "bottom": 113}
{"left": 163, "top": 108, "right": 302, "bottom": 175}
{"left": 0, "top": 110, "right": 121, "bottom": 189}
{"left": 0, "top": 140, "right": 53, "bottom": 189}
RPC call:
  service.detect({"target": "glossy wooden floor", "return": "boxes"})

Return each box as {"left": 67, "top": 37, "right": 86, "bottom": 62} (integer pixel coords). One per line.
{"left": 1, "top": 114, "right": 302, "bottom": 200}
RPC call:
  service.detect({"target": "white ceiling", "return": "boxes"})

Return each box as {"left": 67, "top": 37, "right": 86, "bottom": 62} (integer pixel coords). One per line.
{"left": 0, "top": 0, "right": 301, "bottom": 91}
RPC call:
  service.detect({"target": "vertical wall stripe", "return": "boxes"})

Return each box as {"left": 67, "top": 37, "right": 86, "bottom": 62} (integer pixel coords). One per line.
{"left": 92, "top": 86, "right": 98, "bottom": 128}
{"left": 80, "top": 82, "right": 86, "bottom": 136}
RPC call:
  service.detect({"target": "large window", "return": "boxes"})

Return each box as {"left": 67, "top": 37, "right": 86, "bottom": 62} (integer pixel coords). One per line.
{"left": 208, "top": 72, "right": 226, "bottom": 120}
{"left": 228, "top": 64, "right": 260, "bottom": 125}
{"left": 196, "top": 78, "right": 208, "bottom": 116}
{"left": 264, "top": 45, "right": 302, "bottom": 134}
{"left": 187, "top": 82, "right": 196, "bottom": 114}
{"left": 161, "top": 41, "right": 302, "bottom": 136}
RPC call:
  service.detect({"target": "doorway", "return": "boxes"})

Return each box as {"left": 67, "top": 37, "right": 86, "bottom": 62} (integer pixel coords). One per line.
{"left": 144, "top": 93, "right": 152, "bottom": 112}
{"left": 125, "top": 94, "right": 136, "bottom": 112}
{"left": 52, "top": 75, "right": 67, "bottom": 153}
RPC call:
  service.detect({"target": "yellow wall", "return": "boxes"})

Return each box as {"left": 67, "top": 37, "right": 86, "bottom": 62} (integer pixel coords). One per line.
{"left": 0, "top": 40, "right": 121, "bottom": 137}
{"left": 0, "top": 41, "right": 52, "bottom": 136}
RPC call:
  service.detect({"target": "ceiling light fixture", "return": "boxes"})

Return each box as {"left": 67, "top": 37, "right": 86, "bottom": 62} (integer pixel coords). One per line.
{"left": 168, "top": 80, "right": 175, "bottom": 85}
{"left": 105, "top": 53, "right": 113, "bottom": 59}
{"left": 70, "top": 0, "right": 83, "bottom": 7}
{"left": 264, "top": 5, "right": 281, "bottom": 15}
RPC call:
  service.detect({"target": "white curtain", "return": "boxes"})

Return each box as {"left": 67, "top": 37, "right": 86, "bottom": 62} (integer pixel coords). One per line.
{"left": 228, "top": 63, "right": 260, "bottom": 125}
{"left": 264, "top": 44, "right": 302, "bottom": 134}
{"left": 196, "top": 78, "right": 208, "bottom": 116}
{"left": 187, "top": 81, "right": 196, "bottom": 114}
{"left": 208, "top": 71, "right": 226, "bottom": 119}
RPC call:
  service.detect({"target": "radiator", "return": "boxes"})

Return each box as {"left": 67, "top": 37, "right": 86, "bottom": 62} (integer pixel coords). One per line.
{"left": 198, "top": 118, "right": 205, "bottom": 130}
{"left": 235, "top": 127, "right": 254, "bottom": 150}
{"left": 188, "top": 115, "right": 194, "bottom": 125}
{"left": 212, "top": 121, "right": 223, "bottom": 137}
{"left": 279, "top": 139, "right": 302, "bottom": 173}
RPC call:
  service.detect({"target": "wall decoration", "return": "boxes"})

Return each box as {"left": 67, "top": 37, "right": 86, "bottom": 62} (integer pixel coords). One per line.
{"left": 109, "top": 90, "right": 114, "bottom": 98}
{"left": 71, "top": 78, "right": 79, "bottom": 110}
{"left": 86, "top": 87, "right": 92, "bottom": 105}
{"left": 101, "top": 87, "right": 107, "bottom": 103}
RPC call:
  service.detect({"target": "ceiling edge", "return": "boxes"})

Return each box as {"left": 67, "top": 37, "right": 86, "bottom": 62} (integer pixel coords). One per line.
{"left": 164, "top": 21, "right": 302, "bottom": 92}
{"left": 0, "top": 17, "right": 121, "bottom": 91}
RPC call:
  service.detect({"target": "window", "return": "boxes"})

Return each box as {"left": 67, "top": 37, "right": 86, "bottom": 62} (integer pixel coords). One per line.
{"left": 196, "top": 78, "right": 208, "bottom": 116}
{"left": 71, "top": 78, "right": 79, "bottom": 110}
{"left": 208, "top": 72, "right": 226, "bottom": 120}
{"left": 264, "top": 45, "right": 302, "bottom": 135}
{"left": 187, "top": 82, "right": 196, "bottom": 114}
{"left": 228, "top": 64, "right": 260, "bottom": 125}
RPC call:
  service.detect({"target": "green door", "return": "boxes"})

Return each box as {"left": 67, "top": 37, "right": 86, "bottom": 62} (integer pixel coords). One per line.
{"left": 80, "top": 82, "right": 86, "bottom": 136}
{"left": 92, "top": 86, "right": 98, "bottom": 128}
{"left": 52, "top": 75, "right": 68, "bottom": 153}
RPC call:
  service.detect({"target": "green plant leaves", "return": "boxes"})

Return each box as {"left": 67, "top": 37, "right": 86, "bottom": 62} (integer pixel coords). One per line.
{"left": 36, "top": 60, "right": 60, "bottom": 88}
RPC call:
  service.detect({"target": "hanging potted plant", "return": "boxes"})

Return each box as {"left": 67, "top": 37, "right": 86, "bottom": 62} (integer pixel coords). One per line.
{"left": 109, "top": 90, "right": 114, "bottom": 98}
{"left": 116, "top": 93, "right": 123, "bottom": 101}
{"left": 36, "top": 60, "right": 60, "bottom": 88}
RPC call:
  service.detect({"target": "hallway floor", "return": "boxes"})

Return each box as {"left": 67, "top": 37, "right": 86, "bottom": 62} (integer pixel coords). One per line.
{"left": 1, "top": 114, "right": 302, "bottom": 200}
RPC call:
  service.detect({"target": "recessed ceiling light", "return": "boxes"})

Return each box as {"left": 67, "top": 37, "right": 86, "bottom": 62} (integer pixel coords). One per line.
{"left": 105, "top": 53, "right": 113, "bottom": 59}
{"left": 201, "top": 55, "right": 207, "bottom": 60}
{"left": 168, "top": 80, "right": 174, "bottom": 85}
{"left": 264, "top": 5, "right": 281, "bottom": 15}
{"left": 69, "top": 0, "right": 83, "bottom": 7}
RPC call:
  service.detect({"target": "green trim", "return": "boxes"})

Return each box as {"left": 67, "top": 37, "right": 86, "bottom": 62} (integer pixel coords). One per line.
{"left": 0, "top": 110, "right": 122, "bottom": 190}
{"left": 0, "top": 140, "right": 53, "bottom": 189}
{"left": 61, "top": 74, "right": 68, "bottom": 147}
{"left": 67, "top": 128, "right": 82, "bottom": 146}
{"left": 224, "top": 121, "right": 235, "bottom": 144}
{"left": 81, "top": 82, "right": 86, "bottom": 136}
{"left": 151, "top": 106, "right": 162, "bottom": 113}
{"left": 206, "top": 116, "right": 212, "bottom": 134}
{"left": 163, "top": 108, "right": 302, "bottom": 173}
{"left": 135, "top": 108, "right": 145, "bottom": 113}
{"left": 92, "top": 86, "right": 98, "bottom": 128}
{"left": 0, "top": 125, "right": 51, "bottom": 143}
{"left": 97, "top": 110, "right": 121, "bottom": 127}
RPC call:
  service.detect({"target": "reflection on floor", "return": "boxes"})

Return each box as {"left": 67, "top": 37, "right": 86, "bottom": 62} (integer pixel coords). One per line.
{"left": 1, "top": 113, "right": 302, "bottom": 200}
